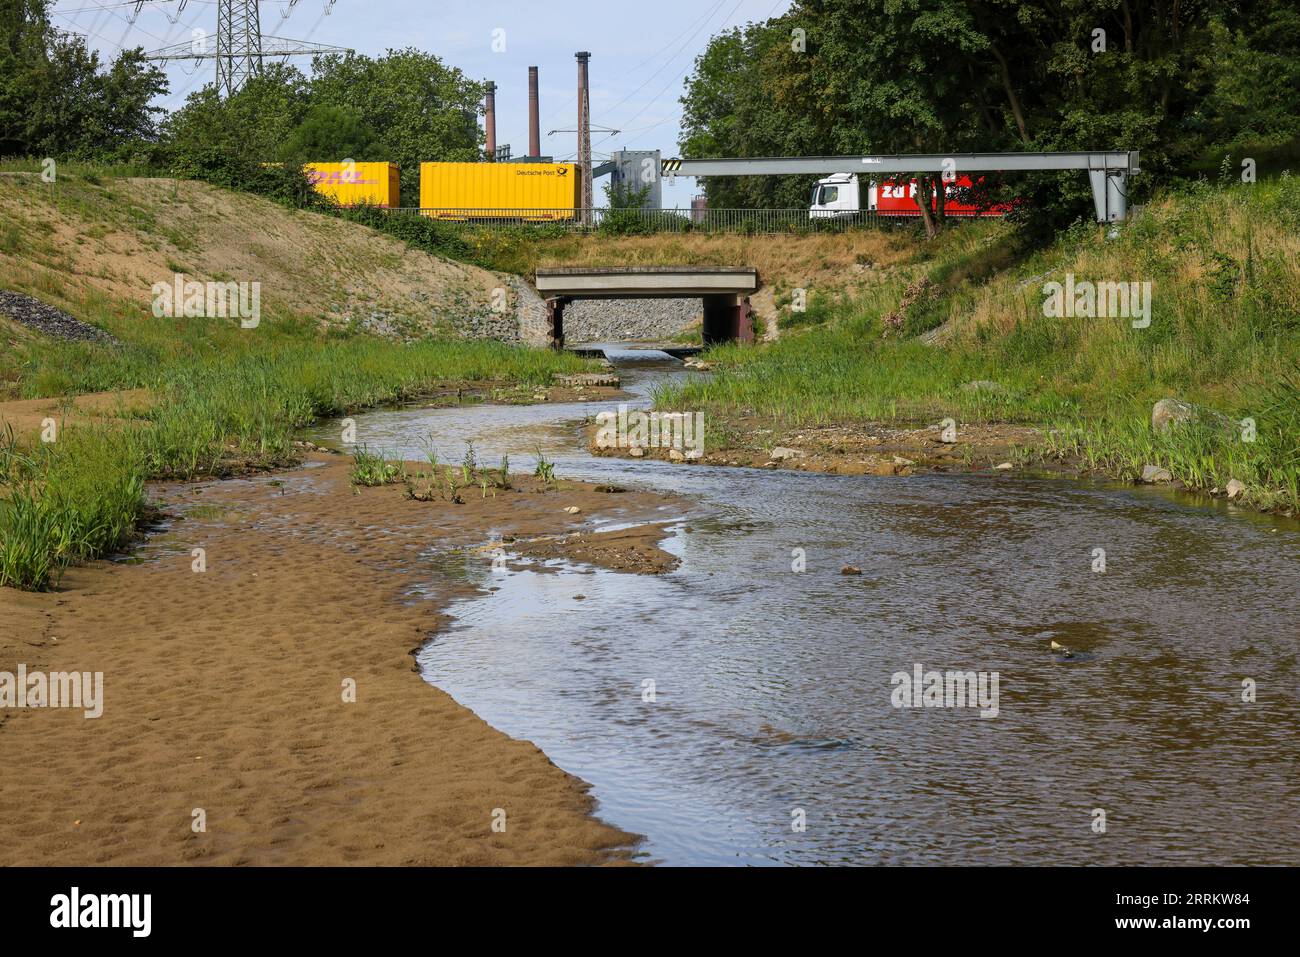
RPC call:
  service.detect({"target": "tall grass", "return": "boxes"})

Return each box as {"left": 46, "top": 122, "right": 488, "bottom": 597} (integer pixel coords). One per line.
{"left": 0, "top": 426, "right": 146, "bottom": 590}
{"left": 656, "top": 179, "right": 1300, "bottom": 512}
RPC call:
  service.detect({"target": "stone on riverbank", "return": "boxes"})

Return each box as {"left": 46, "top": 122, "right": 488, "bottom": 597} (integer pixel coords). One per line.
{"left": 1141, "top": 464, "right": 1173, "bottom": 483}
{"left": 1151, "top": 397, "right": 1237, "bottom": 436}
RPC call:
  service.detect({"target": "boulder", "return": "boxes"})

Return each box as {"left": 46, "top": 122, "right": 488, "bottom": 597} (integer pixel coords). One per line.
{"left": 1141, "top": 464, "right": 1173, "bottom": 484}
{"left": 1151, "top": 397, "right": 1237, "bottom": 436}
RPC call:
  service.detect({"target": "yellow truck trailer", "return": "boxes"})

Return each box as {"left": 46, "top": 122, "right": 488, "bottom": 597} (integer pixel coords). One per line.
{"left": 305, "top": 162, "right": 400, "bottom": 208}
{"left": 419, "top": 162, "right": 579, "bottom": 220}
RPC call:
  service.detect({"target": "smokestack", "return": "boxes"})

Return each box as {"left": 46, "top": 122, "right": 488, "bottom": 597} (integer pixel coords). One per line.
{"left": 576, "top": 52, "right": 592, "bottom": 220}
{"left": 528, "top": 66, "right": 541, "bottom": 159}
{"left": 484, "top": 81, "right": 497, "bottom": 161}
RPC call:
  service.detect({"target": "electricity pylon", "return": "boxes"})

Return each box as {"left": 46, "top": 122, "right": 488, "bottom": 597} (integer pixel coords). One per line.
{"left": 141, "top": 0, "right": 351, "bottom": 97}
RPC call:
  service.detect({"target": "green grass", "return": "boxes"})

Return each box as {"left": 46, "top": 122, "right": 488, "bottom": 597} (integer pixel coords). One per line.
{"left": 1, "top": 337, "right": 593, "bottom": 590}
{"left": 350, "top": 446, "right": 405, "bottom": 486}
{"left": 0, "top": 425, "right": 146, "bottom": 590}
{"left": 656, "top": 179, "right": 1300, "bottom": 513}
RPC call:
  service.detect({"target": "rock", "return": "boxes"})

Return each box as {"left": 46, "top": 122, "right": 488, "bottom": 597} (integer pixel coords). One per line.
{"left": 668, "top": 449, "right": 685, "bottom": 462}
{"left": 995, "top": 462, "right": 1014, "bottom": 470}
{"left": 840, "top": 565, "right": 862, "bottom": 576}
{"left": 1141, "top": 464, "right": 1173, "bottom": 483}
{"left": 0, "top": 290, "right": 118, "bottom": 344}
{"left": 628, "top": 446, "right": 645, "bottom": 458}
{"left": 1151, "top": 397, "right": 1198, "bottom": 432}
{"left": 563, "top": 506, "right": 581, "bottom": 514}
{"left": 1225, "top": 479, "right": 1246, "bottom": 500}
{"left": 1151, "top": 397, "right": 1237, "bottom": 436}
{"left": 770, "top": 447, "right": 804, "bottom": 462}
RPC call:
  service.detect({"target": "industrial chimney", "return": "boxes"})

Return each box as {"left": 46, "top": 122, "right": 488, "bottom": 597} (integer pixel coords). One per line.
{"left": 576, "top": 52, "right": 592, "bottom": 220}
{"left": 484, "top": 81, "right": 497, "bottom": 161}
{"left": 528, "top": 66, "right": 541, "bottom": 159}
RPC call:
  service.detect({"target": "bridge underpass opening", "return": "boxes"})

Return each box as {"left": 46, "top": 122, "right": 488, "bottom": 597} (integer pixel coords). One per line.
{"left": 533, "top": 267, "right": 759, "bottom": 349}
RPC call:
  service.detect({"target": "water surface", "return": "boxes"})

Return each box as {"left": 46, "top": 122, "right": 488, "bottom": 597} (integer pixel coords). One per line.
{"left": 320, "top": 348, "right": 1300, "bottom": 865}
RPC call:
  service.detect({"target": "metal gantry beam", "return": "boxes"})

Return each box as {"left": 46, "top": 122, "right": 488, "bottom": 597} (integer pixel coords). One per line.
{"left": 662, "top": 151, "right": 1140, "bottom": 222}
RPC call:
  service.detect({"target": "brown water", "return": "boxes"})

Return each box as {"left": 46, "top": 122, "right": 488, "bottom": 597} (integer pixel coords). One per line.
{"left": 325, "top": 350, "right": 1300, "bottom": 865}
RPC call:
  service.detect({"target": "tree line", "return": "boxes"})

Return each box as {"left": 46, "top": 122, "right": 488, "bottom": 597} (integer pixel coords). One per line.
{"left": 679, "top": 0, "right": 1300, "bottom": 231}
{"left": 0, "top": 0, "right": 484, "bottom": 205}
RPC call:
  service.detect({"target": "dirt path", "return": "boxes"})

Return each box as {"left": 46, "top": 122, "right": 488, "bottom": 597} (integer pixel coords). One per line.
{"left": 0, "top": 455, "right": 683, "bottom": 865}
{"left": 0, "top": 389, "right": 152, "bottom": 438}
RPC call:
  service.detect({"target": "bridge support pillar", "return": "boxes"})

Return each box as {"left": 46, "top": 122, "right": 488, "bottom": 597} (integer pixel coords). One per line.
{"left": 546, "top": 296, "right": 569, "bottom": 350}
{"left": 702, "top": 293, "right": 754, "bottom": 346}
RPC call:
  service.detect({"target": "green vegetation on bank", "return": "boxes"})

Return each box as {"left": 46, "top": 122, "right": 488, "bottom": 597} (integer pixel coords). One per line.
{"left": 656, "top": 179, "right": 1300, "bottom": 513}
{"left": 1, "top": 330, "right": 590, "bottom": 590}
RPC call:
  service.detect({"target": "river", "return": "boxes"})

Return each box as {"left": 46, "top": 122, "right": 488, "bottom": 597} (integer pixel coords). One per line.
{"left": 315, "top": 348, "right": 1300, "bottom": 866}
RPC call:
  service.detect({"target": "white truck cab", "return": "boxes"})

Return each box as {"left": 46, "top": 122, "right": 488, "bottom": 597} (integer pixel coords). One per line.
{"left": 810, "top": 171, "right": 893, "bottom": 217}
{"left": 809, "top": 172, "right": 863, "bottom": 217}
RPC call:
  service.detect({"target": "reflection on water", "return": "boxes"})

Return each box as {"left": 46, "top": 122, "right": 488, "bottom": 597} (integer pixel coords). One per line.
{"left": 323, "top": 346, "right": 1300, "bottom": 866}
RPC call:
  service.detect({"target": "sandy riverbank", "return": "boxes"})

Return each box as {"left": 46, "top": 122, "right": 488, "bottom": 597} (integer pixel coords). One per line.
{"left": 590, "top": 414, "right": 1044, "bottom": 476}
{"left": 0, "top": 454, "right": 683, "bottom": 865}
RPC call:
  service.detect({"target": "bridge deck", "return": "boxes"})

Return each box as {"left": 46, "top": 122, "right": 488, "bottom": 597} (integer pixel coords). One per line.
{"left": 535, "top": 266, "right": 758, "bottom": 298}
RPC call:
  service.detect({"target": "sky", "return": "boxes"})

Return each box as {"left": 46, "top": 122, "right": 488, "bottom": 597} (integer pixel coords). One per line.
{"left": 50, "top": 0, "right": 793, "bottom": 207}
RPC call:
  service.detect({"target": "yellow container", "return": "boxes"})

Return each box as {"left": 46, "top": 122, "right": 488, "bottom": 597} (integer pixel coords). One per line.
{"left": 305, "top": 162, "right": 400, "bottom": 208}
{"left": 419, "top": 162, "right": 578, "bottom": 220}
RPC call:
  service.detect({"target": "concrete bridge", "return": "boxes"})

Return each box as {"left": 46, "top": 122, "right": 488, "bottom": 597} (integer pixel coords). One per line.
{"left": 533, "top": 266, "right": 758, "bottom": 348}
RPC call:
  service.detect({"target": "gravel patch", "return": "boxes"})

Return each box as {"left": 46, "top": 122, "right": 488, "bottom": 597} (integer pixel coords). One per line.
{"left": 563, "top": 297, "right": 701, "bottom": 343}
{"left": 0, "top": 290, "right": 118, "bottom": 344}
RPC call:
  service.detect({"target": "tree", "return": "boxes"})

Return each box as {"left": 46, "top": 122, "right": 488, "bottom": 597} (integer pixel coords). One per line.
{"left": 678, "top": 0, "right": 1300, "bottom": 230}
{"left": 0, "top": 0, "right": 167, "bottom": 161}
{"left": 160, "top": 65, "right": 313, "bottom": 202}
{"left": 279, "top": 104, "right": 379, "bottom": 164}
{"left": 308, "top": 49, "right": 483, "bottom": 205}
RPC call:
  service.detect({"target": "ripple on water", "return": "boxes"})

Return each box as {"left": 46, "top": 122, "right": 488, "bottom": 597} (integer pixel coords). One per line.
{"left": 339, "top": 350, "right": 1300, "bottom": 866}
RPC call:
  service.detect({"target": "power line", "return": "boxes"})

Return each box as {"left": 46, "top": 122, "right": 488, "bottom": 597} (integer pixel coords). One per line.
{"left": 594, "top": 0, "right": 745, "bottom": 152}
{"left": 536, "top": 0, "right": 727, "bottom": 145}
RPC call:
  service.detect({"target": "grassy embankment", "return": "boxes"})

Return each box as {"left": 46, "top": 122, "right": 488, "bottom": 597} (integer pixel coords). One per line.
{"left": 653, "top": 179, "right": 1300, "bottom": 513}
{"left": 0, "top": 168, "right": 592, "bottom": 589}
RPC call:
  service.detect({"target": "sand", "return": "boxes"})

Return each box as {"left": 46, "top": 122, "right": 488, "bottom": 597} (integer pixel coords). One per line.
{"left": 0, "top": 455, "right": 684, "bottom": 865}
